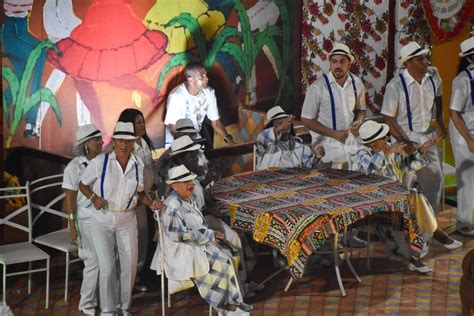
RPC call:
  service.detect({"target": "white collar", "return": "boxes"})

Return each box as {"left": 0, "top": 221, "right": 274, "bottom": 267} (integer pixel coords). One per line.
{"left": 402, "top": 68, "right": 431, "bottom": 86}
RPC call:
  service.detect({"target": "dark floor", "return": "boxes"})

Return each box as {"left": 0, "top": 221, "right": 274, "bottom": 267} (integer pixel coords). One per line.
{"left": 3, "top": 205, "right": 471, "bottom": 315}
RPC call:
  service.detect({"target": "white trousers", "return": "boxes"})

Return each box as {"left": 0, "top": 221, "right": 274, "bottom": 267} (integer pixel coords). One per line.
{"left": 403, "top": 132, "right": 443, "bottom": 212}
{"left": 90, "top": 211, "right": 138, "bottom": 315}
{"left": 134, "top": 205, "right": 148, "bottom": 273}
{"left": 77, "top": 219, "right": 99, "bottom": 312}
{"left": 449, "top": 121, "right": 474, "bottom": 228}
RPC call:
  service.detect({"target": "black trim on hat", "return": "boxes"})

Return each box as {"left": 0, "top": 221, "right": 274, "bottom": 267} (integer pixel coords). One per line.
{"left": 362, "top": 125, "right": 385, "bottom": 143}
{"left": 113, "top": 131, "right": 135, "bottom": 137}
{"left": 170, "top": 171, "right": 193, "bottom": 181}
{"left": 330, "top": 49, "right": 350, "bottom": 55}
{"left": 173, "top": 141, "right": 199, "bottom": 153}
{"left": 270, "top": 112, "right": 288, "bottom": 120}
{"left": 408, "top": 47, "right": 424, "bottom": 57}
{"left": 462, "top": 47, "right": 474, "bottom": 56}
{"left": 176, "top": 125, "right": 196, "bottom": 132}
{"left": 79, "top": 130, "right": 101, "bottom": 142}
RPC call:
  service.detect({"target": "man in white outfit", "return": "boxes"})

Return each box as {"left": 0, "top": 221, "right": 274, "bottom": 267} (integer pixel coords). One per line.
{"left": 381, "top": 42, "right": 446, "bottom": 213}
{"left": 449, "top": 36, "right": 474, "bottom": 236}
{"left": 301, "top": 42, "right": 366, "bottom": 170}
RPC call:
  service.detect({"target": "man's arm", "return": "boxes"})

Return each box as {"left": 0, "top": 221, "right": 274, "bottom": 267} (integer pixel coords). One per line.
{"left": 451, "top": 110, "right": 474, "bottom": 152}
{"left": 168, "top": 123, "right": 176, "bottom": 136}
{"left": 435, "top": 96, "right": 446, "bottom": 139}
{"left": 383, "top": 115, "right": 418, "bottom": 154}
{"left": 211, "top": 119, "right": 235, "bottom": 144}
{"left": 63, "top": 189, "right": 78, "bottom": 244}
{"left": 301, "top": 118, "right": 349, "bottom": 143}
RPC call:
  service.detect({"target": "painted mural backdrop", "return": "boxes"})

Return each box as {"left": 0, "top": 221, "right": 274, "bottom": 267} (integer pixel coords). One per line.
{"left": 301, "top": 0, "right": 431, "bottom": 114}
{"left": 2, "top": 0, "right": 294, "bottom": 156}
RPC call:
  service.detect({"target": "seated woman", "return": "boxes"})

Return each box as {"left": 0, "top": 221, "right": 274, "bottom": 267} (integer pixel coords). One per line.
{"left": 256, "top": 106, "right": 325, "bottom": 170}
{"left": 153, "top": 165, "right": 252, "bottom": 314}
{"left": 356, "top": 120, "right": 463, "bottom": 273}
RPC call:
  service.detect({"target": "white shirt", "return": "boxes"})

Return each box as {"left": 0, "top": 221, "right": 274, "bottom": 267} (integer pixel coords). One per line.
{"left": 62, "top": 156, "right": 93, "bottom": 219}
{"left": 134, "top": 138, "right": 154, "bottom": 193}
{"left": 43, "top": 0, "right": 81, "bottom": 43}
{"left": 450, "top": 65, "right": 474, "bottom": 132}
{"left": 4, "top": 0, "right": 33, "bottom": 18}
{"left": 381, "top": 67, "right": 442, "bottom": 134}
{"left": 164, "top": 83, "right": 220, "bottom": 131}
{"left": 81, "top": 152, "right": 144, "bottom": 212}
{"left": 301, "top": 72, "right": 366, "bottom": 142}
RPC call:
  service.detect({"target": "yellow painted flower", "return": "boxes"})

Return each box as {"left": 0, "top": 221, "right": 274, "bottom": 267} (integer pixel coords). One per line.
{"left": 144, "top": 0, "right": 225, "bottom": 53}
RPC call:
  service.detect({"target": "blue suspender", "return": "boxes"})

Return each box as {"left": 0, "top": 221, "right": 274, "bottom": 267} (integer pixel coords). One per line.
{"left": 323, "top": 73, "right": 358, "bottom": 130}
{"left": 465, "top": 69, "right": 474, "bottom": 106}
{"left": 323, "top": 74, "right": 337, "bottom": 130}
{"left": 399, "top": 73, "right": 437, "bottom": 132}
{"left": 100, "top": 153, "right": 139, "bottom": 210}
{"left": 81, "top": 161, "right": 88, "bottom": 168}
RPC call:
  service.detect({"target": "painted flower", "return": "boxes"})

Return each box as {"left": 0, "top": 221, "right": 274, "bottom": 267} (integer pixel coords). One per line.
{"left": 361, "top": 19, "right": 372, "bottom": 32}
{"left": 351, "top": 38, "right": 364, "bottom": 56}
{"left": 338, "top": 13, "right": 347, "bottom": 22}
{"left": 320, "top": 16, "right": 329, "bottom": 25}
{"left": 374, "top": 55, "right": 386, "bottom": 70}
{"left": 375, "top": 19, "right": 387, "bottom": 33}
{"left": 309, "top": 3, "right": 319, "bottom": 15}
{"left": 350, "top": 63, "right": 360, "bottom": 75}
{"left": 323, "top": 3, "right": 334, "bottom": 16}
{"left": 374, "top": 0, "right": 382, "bottom": 4}
{"left": 400, "top": 1, "right": 410, "bottom": 9}
{"left": 302, "top": 22, "right": 313, "bottom": 39}
{"left": 323, "top": 38, "right": 333, "bottom": 52}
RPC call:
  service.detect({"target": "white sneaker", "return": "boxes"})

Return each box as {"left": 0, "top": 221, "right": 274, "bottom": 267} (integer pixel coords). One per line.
{"left": 432, "top": 238, "right": 463, "bottom": 250}
{"left": 408, "top": 262, "right": 432, "bottom": 274}
{"left": 80, "top": 307, "right": 96, "bottom": 315}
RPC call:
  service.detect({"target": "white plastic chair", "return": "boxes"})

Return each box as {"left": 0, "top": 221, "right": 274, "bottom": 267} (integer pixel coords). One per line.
{"left": 0, "top": 183, "right": 50, "bottom": 308}
{"left": 30, "top": 174, "right": 80, "bottom": 301}
{"left": 153, "top": 209, "right": 213, "bottom": 316}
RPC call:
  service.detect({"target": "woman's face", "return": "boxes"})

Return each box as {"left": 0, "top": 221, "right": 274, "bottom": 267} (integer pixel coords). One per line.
{"left": 171, "top": 180, "right": 195, "bottom": 200}
{"left": 113, "top": 138, "right": 135, "bottom": 159}
{"left": 368, "top": 138, "right": 388, "bottom": 153}
{"left": 134, "top": 115, "right": 146, "bottom": 138}
{"left": 85, "top": 137, "right": 103, "bottom": 158}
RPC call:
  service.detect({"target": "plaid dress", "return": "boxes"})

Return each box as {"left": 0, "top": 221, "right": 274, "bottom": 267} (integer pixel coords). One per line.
{"left": 163, "top": 192, "right": 244, "bottom": 310}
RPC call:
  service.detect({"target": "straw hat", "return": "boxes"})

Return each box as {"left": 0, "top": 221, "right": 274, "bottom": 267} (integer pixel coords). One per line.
{"left": 399, "top": 42, "right": 429, "bottom": 63}
{"left": 166, "top": 165, "right": 197, "bottom": 184}
{"left": 359, "top": 120, "right": 390, "bottom": 144}
{"left": 112, "top": 122, "right": 136, "bottom": 140}
{"left": 460, "top": 36, "right": 474, "bottom": 57}
{"left": 75, "top": 124, "right": 102, "bottom": 146}
{"left": 328, "top": 42, "right": 354, "bottom": 62}
{"left": 175, "top": 118, "right": 198, "bottom": 134}
{"left": 170, "top": 135, "right": 202, "bottom": 156}
{"left": 264, "top": 106, "right": 290, "bottom": 127}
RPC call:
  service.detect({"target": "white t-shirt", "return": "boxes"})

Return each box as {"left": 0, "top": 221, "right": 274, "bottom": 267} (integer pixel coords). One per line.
{"left": 301, "top": 72, "right": 366, "bottom": 143}
{"left": 381, "top": 67, "right": 442, "bottom": 135}
{"left": 134, "top": 138, "right": 154, "bottom": 194}
{"left": 164, "top": 83, "right": 220, "bottom": 145}
{"left": 450, "top": 65, "right": 474, "bottom": 132}
{"left": 81, "top": 152, "right": 144, "bottom": 212}
{"left": 62, "top": 156, "right": 93, "bottom": 219}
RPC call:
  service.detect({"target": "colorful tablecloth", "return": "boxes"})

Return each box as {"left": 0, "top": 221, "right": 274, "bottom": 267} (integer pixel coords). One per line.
{"left": 213, "top": 168, "right": 423, "bottom": 279}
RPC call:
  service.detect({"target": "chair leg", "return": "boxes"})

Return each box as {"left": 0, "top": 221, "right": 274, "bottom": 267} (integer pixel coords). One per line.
{"left": 45, "top": 258, "right": 50, "bottom": 309}
{"left": 284, "top": 277, "right": 293, "bottom": 292}
{"left": 367, "top": 224, "right": 371, "bottom": 271}
{"left": 209, "top": 305, "right": 212, "bottom": 316}
{"left": 167, "top": 290, "right": 171, "bottom": 308}
{"left": 28, "top": 262, "right": 32, "bottom": 294}
{"left": 2, "top": 264, "right": 6, "bottom": 307}
{"left": 65, "top": 252, "right": 70, "bottom": 301}
{"left": 333, "top": 233, "right": 346, "bottom": 297}
{"left": 343, "top": 228, "right": 362, "bottom": 283}
{"left": 161, "top": 273, "right": 165, "bottom": 316}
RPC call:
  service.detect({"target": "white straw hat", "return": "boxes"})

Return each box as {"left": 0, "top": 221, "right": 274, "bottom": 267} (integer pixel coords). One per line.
{"left": 359, "top": 120, "right": 390, "bottom": 144}
{"left": 399, "top": 42, "right": 429, "bottom": 63}
{"left": 75, "top": 124, "right": 102, "bottom": 146}
{"left": 170, "top": 135, "right": 202, "bottom": 156}
{"left": 175, "top": 118, "right": 198, "bottom": 134}
{"left": 328, "top": 42, "right": 354, "bottom": 62}
{"left": 460, "top": 36, "right": 474, "bottom": 57}
{"left": 265, "top": 106, "right": 290, "bottom": 127}
{"left": 112, "top": 122, "right": 136, "bottom": 140}
{"left": 166, "top": 164, "right": 197, "bottom": 184}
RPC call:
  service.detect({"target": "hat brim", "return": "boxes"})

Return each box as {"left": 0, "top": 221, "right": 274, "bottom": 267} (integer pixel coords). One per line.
{"left": 360, "top": 123, "right": 389, "bottom": 144}
{"left": 112, "top": 135, "right": 136, "bottom": 140}
{"left": 166, "top": 173, "right": 197, "bottom": 184}
{"left": 460, "top": 50, "right": 474, "bottom": 57}
{"left": 400, "top": 48, "right": 429, "bottom": 63}
{"left": 170, "top": 143, "right": 202, "bottom": 156}
{"left": 75, "top": 134, "right": 103, "bottom": 147}
{"left": 329, "top": 52, "right": 354, "bottom": 63}
{"left": 175, "top": 127, "right": 198, "bottom": 134}
{"left": 264, "top": 113, "right": 290, "bottom": 127}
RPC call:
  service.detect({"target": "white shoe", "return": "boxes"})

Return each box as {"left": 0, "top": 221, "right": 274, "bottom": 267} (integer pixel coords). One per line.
{"left": 420, "top": 241, "right": 430, "bottom": 258}
{"left": 80, "top": 307, "right": 96, "bottom": 315}
{"left": 408, "top": 262, "right": 432, "bottom": 274}
{"left": 432, "top": 238, "right": 463, "bottom": 250}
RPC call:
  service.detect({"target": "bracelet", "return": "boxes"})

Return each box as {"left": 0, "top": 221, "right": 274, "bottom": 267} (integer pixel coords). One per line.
{"left": 68, "top": 213, "right": 75, "bottom": 221}
{"left": 89, "top": 193, "right": 96, "bottom": 201}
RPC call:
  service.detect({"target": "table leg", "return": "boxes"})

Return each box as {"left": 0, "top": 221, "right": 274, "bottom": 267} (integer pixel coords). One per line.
{"left": 333, "top": 232, "right": 347, "bottom": 297}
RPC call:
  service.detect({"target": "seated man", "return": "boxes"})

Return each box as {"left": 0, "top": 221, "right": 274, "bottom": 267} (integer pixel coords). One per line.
{"left": 356, "top": 120, "right": 462, "bottom": 273}
{"left": 256, "top": 106, "right": 325, "bottom": 170}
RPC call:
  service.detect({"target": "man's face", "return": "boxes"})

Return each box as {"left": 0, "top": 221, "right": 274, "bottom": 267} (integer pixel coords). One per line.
{"left": 406, "top": 54, "right": 429, "bottom": 77}
{"left": 273, "top": 116, "right": 292, "bottom": 135}
{"left": 171, "top": 180, "right": 195, "bottom": 200}
{"left": 190, "top": 67, "right": 208, "bottom": 90}
{"left": 329, "top": 54, "right": 351, "bottom": 80}
{"left": 113, "top": 138, "right": 135, "bottom": 158}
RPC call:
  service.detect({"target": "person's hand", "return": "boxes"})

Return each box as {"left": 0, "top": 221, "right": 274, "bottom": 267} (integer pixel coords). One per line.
{"left": 214, "top": 231, "right": 225, "bottom": 242}
{"left": 386, "top": 142, "right": 407, "bottom": 156}
{"left": 403, "top": 140, "right": 420, "bottom": 155}
{"left": 419, "top": 137, "right": 438, "bottom": 155}
{"left": 467, "top": 137, "right": 474, "bottom": 153}
{"left": 69, "top": 221, "right": 78, "bottom": 245}
{"left": 350, "top": 120, "right": 363, "bottom": 136}
{"left": 437, "top": 124, "right": 447, "bottom": 139}
{"left": 92, "top": 196, "right": 107, "bottom": 210}
{"left": 334, "top": 130, "right": 349, "bottom": 144}
{"left": 150, "top": 199, "right": 163, "bottom": 210}
{"left": 313, "top": 145, "right": 325, "bottom": 159}
{"left": 224, "top": 134, "right": 237, "bottom": 145}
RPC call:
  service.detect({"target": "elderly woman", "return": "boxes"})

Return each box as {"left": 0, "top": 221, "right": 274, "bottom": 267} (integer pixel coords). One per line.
{"left": 154, "top": 165, "right": 252, "bottom": 314}
{"left": 117, "top": 108, "right": 155, "bottom": 291}
{"left": 62, "top": 124, "right": 103, "bottom": 315}
{"left": 79, "top": 122, "right": 161, "bottom": 316}
{"left": 256, "top": 106, "right": 325, "bottom": 170}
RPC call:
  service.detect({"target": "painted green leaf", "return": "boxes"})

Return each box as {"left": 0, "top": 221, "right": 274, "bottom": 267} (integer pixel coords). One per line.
{"left": 2, "top": 66, "right": 19, "bottom": 106}
{"left": 156, "top": 52, "right": 198, "bottom": 91}
{"left": 206, "top": 27, "right": 241, "bottom": 68}
{"left": 220, "top": 43, "right": 245, "bottom": 72}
